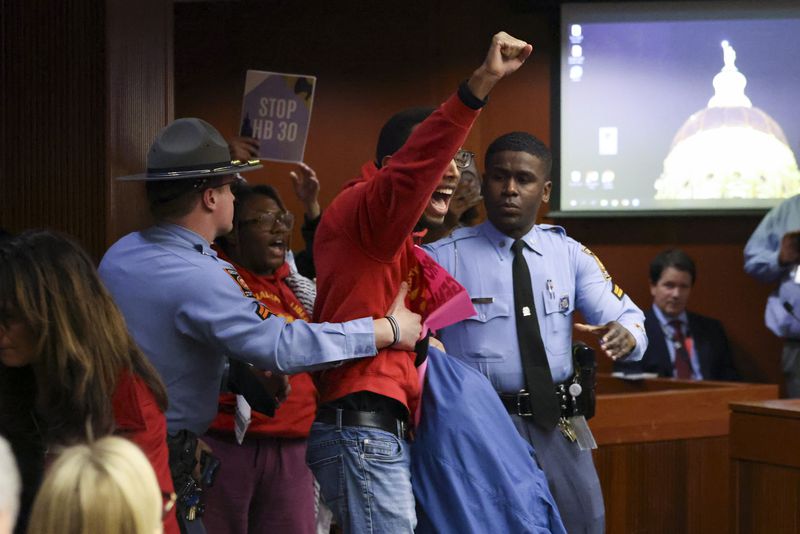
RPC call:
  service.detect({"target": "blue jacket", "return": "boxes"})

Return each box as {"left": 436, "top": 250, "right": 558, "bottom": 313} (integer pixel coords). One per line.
{"left": 411, "top": 347, "right": 566, "bottom": 534}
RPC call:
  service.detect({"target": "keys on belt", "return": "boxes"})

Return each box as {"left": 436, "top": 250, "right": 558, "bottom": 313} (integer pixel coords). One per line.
{"left": 498, "top": 384, "right": 597, "bottom": 450}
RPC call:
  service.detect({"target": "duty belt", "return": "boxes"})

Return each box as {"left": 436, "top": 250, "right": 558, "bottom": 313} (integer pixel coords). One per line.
{"left": 498, "top": 383, "right": 579, "bottom": 419}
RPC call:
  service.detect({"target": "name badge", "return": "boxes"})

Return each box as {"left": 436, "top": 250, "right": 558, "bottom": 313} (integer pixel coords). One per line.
{"left": 559, "top": 294, "right": 570, "bottom": 312}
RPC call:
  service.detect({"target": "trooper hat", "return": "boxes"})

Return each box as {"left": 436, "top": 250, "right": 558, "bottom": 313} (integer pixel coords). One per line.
{"left": 118, "top": 118, "right": 262, "bottom": 181}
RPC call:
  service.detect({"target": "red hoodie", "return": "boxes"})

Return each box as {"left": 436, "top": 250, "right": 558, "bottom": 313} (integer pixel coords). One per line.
{"left": 209, "top": 257, "right": 317, "bottom": 438}
{"left": 313, "top": 93, "right": 479, "bottom": 417}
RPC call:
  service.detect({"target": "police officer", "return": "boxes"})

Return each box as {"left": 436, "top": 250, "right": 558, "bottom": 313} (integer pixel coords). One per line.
{"left": 98, "top": 118, "right": 421, "bottom": 532}
{"left": 425, "top": 131, "right": 647, "bottom": 533}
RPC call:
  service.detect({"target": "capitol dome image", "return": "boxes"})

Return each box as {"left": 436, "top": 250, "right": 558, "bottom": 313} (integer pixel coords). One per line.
{"left": 654, "top": 40, "right": 800, "bottom": 201}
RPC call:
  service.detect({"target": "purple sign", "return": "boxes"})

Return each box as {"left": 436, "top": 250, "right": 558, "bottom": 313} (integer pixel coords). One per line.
{"left": 239, "top": 70, "right": 316, "bottom": 163}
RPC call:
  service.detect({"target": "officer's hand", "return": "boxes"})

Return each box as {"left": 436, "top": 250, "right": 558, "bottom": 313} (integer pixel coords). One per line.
{"left": 192, "top": 439, "right": 213, "bottom": 483}
{"left": 251, "top": 367, "right": 291, "bottom": 405}
{"left": 289, "top": 162, "right": 321, "bottom": 220}
{"left": 382, "top": 282, "right": 423, "bottom": 351}
{"left": 779, "top": 230, "right": 800, "bottom": 265}
{"left": 228, "top": 136, "right": 260, "bottom": 161}
{"left": 574, "top": 321, "right": 636, "bottom": 361}
{"left": 468, "top": 32, "right": 533, "bottom": 99}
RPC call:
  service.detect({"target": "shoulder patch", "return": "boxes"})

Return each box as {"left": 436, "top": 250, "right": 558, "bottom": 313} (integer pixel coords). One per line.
{"left": 581, "top": 246, "right": 612, "bottom": 281}
{"left": 223, "top": 266, "right": 255, "bottom": 298}
{"left": 255, "top": 302, "right": 273, "bottom": 321}
{"left": 611, "top": 281, "right": 625, "bottom": 300}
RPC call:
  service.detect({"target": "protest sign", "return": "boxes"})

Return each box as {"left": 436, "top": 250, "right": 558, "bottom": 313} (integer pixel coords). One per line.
{"left": 239, "top": 70, "right": 316, "bottom": 163}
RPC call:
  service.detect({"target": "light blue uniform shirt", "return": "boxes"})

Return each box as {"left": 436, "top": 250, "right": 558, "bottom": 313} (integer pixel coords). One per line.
{"left": 651, "top": 305, "right": 703, "bottom": 379}
{"left": 99, "top": 223, "right": 376, "bottom": 435}
{"left": 744, "top": 194, "right": 800, "bottom": 339}
{"left": 424, "top": 222, "right": 647, "bottom": 391}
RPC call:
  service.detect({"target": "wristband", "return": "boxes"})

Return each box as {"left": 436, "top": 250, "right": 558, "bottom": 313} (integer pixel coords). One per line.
{"left": 457, "top": 80, "right": 489, "bottom": 110}
{"left": 385, "top": 315, "right": 400, "bottom": 346}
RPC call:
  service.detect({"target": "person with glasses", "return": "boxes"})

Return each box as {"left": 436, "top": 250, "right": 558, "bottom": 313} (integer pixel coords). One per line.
{"left": 422, "top": 151, "right": 484, "bottom": 244}
{"left": 201, "top": 178, "right": 323, "bottom": 534}
{"left": 98, "top": 118, "right": 422, "bottom": 533}
{"left": 307, "top": 32, "right": 533, "bottom": 533}
{"left": 227, "top": 140, "right": 322, "bottom": 280}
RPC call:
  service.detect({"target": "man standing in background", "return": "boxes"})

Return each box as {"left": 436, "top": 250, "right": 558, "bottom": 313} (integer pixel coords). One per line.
{"left": 745, "top": 194, "right": 800, "bottom": 397}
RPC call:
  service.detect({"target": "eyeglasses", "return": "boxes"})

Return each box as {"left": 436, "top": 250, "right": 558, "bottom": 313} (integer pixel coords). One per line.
{"left": 454, "top": 149, "right": 475, "bottom": 170}
{"left": 239, "top": 210, "right": 295, "bottom": 231}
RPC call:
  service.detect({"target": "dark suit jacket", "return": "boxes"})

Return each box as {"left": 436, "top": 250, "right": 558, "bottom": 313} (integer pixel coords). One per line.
{"left": 614, "top": 307, "right": 739, "bottom": 381}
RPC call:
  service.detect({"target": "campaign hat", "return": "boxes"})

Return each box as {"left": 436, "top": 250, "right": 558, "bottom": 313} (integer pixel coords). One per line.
{"left": 118, "top": 118, "right": 261, "bottom": 181}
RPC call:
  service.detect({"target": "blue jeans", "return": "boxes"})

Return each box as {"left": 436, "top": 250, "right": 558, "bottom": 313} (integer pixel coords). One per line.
{"left": 306, "top": 419, "right": 416, "bottom": 533}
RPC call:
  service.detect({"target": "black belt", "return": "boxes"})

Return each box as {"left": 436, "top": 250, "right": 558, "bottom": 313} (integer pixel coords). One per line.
{"left": 315, "top": 407, "right": 408, "bottom": 439}
{"left": 498, "top": 384, "right": 577, "bottom": 419}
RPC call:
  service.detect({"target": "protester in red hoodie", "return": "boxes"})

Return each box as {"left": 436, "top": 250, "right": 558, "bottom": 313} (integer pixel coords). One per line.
{"left": 306, "top": 31, "right": 534, "bottom": 533}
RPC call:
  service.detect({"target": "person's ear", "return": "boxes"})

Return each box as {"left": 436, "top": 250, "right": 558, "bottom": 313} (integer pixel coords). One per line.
{"left": 542, "top": 180, "right": 552, "bottom": 203}
{"left": 381, "top": 155, "right": 392, "bottom": 168}
{"left": 201, "top": 187, "right": 217, "bottom": 211}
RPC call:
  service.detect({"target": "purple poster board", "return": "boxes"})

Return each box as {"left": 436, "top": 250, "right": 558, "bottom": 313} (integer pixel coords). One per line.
{"left": 239, "top": 70, "right": 316, "bottom": 163}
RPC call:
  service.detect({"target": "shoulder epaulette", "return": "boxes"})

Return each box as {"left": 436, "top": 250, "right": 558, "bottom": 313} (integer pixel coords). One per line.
{"left": 537, "top": 223, "right": 567, "bottom": 235}
{"left": 426, "top": 225, "right": 481, "bottom": 250}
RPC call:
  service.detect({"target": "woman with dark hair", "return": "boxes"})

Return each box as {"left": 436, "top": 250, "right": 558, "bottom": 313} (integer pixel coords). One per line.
{"left": 0, "top": 230, "right": 178, "bottom": 534}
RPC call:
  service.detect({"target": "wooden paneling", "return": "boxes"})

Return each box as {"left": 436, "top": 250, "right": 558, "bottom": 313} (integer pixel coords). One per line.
{"left": 733, "top": 462, "right": 800, "bottom": 533}
{"left": 1, "top": 0, "right": 172, "bottom": 259}
{"left": 593, "top": 376, "right": 777, "bottom": 444}
{"left": 105, "top": 0, "right": 174, "bottom": 244}
{"left": 1, "top": 0, "right": 107, "bottom": 256}
{"left": 730, "top": 400, "right": 800, "bottom": 534}
{"left": 596, "top": 436, "right": 729, "bottom": 534}
{"left": 592, "top": 378, "right": 777, "bottom": 533}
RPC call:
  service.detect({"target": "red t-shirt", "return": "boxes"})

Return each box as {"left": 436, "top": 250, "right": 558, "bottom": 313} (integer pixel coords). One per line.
{"left": 112, "top": 372, "right": 179, "bottom": 534}
{"left": 312, "top": 94, "right": 479, "bottom": 417}
{"left": 208, "top": 258, "right": 318, "bottom": 438}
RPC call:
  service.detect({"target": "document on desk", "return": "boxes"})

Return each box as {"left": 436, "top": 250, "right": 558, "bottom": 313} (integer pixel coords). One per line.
{"left": 611, "top": 372, "right": 659, "bottom": 381}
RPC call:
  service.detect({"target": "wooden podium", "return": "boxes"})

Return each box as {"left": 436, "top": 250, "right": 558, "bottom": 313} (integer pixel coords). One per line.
{"left": 730, "top": 399, "right": 800, "bottom": 533}
{"left": 591, "top": 375, "right": 777, "bottom": 533}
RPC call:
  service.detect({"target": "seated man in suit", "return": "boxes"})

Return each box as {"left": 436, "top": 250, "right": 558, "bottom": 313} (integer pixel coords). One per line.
{"left": 615, "top": 249, "right": 739, "bottom": 380}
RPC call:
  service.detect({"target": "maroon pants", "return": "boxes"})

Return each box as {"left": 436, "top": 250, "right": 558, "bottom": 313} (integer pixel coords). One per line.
{"left": 202, "top": 432, "right": 316, "bottom": 534}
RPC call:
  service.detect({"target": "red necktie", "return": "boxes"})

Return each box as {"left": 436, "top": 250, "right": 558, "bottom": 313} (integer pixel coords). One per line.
{"left": 669, "top": 320, "right": 692, "bottom": 379}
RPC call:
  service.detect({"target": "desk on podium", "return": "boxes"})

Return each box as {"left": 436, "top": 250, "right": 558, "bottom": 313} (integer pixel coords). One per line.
{"left": 730, "top": 399, "right": 800, "bottom": 533}
{"left": 590, "top": 375, "right": 777, "bottom": 533}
